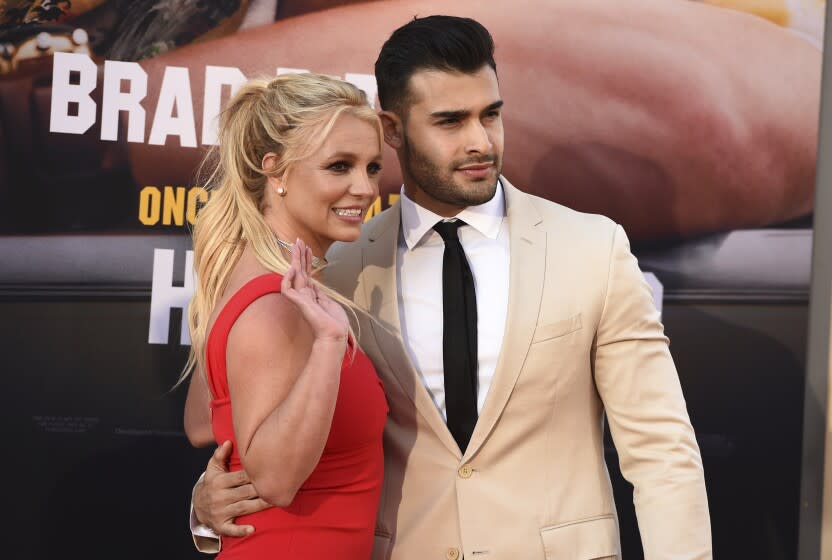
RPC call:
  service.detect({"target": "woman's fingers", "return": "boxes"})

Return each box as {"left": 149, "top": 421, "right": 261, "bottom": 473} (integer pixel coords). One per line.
{"left": 292, "top": 240, "right": 307, "bottom": 291}
{"left": 298, "top": 239, "right": 310, "bottom": 290}
{"left": 281, "top": 264, "right": 296, "bottom": 293}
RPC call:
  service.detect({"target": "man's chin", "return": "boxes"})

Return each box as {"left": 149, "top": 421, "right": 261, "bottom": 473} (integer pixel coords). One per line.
{"left": 445, "top": 187, "right": 497, "bottom": 207}
{"left": 458, "top": 175, "right": 498, "bottom": 198}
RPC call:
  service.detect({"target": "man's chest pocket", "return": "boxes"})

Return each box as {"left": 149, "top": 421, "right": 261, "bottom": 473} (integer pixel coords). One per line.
{"left": 532, "top": 313, "right": 582, "bottom": 344}
{"left": 513, "top": 313, "right": 585, "bottom": 404}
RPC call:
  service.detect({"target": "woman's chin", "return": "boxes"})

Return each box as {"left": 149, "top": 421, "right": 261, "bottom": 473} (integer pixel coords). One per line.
{"left": 328, "top": 223, "right": 363, "bottom": 243}
{"left": 336, "top": 229, "right": 362, "bottom": 243}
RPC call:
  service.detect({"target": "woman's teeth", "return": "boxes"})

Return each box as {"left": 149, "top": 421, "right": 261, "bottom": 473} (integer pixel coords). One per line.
{"left": 333, "top": 208, "right": 361, "bottom": 217}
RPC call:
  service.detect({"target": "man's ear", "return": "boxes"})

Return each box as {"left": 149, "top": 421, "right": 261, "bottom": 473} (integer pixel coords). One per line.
{"left": 379, "top": 110, "right": 404, "bottom": 150}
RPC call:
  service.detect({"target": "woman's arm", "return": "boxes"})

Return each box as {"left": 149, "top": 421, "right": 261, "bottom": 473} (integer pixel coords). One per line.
{"left": 227, "top": 243, "right": 349, "bottom": 506}
{"left": 184, "top": 366, "right": 215, "bottom": 447}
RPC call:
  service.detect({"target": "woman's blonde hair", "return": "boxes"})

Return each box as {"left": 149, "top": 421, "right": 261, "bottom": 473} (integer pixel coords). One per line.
{"left": 179, "top": 73, "right": 382, "bottom": 386}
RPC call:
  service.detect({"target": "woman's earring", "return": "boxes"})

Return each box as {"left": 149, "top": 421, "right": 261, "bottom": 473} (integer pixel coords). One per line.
{"left": 277, "top": 186, "right": 286, "bottom": 196}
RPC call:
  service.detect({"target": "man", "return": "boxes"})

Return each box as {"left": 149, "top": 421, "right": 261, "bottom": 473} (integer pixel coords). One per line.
{"left": 187, "top": 15, "right": 711, "bottom": 559}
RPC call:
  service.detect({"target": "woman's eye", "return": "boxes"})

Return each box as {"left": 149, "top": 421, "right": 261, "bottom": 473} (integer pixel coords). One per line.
{"left": 328, "top": 161, "right": 350, "bottom": 172}
{"left": 368, "top": 162, "right": 382, "bottom": 175}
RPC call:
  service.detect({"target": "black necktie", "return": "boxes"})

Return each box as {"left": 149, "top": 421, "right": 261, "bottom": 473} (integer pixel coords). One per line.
{"left": 433, "top": 220, "right": 478, "bottom": 453}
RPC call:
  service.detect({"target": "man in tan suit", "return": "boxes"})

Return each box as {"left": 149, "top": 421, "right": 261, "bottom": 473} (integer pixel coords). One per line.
{"left": 189, "top": 15, "right": 711, "bottom": 559}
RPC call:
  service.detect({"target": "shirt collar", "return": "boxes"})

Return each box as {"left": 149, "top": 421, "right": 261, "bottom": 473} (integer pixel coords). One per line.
{"left": 399, "top": 180, "right": 506, "bottom": 250}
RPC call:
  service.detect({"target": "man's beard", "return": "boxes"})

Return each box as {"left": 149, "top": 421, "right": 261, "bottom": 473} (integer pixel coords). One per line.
{"left": 401, "top": 133, "right": 501, "bottom": 207}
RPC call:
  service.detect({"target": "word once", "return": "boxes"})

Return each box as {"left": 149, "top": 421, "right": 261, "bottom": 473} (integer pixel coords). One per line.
{"left": 139, "top": 186, "right": 208, "bottom": 226}
{"left": 49, "top": 52, "right": 378, "bottom": 147}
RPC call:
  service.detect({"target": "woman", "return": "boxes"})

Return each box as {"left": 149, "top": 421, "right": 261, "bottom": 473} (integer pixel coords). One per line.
{"left": 180, "top": 73, "right": 388, "bottom": 558}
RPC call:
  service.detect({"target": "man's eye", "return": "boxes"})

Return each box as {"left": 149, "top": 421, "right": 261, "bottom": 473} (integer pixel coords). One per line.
{"left": 439, "top": 118, "right": 459, "bottom": 126}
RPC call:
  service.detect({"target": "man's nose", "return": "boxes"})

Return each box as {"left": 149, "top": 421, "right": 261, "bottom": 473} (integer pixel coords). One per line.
{"left": 465, "top": 121, "right": 493, "bottom": 154}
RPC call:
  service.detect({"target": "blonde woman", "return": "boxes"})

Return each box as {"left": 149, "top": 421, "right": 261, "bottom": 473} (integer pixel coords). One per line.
{"left": 181, "top": 73, "right": 387, "bottom": 558}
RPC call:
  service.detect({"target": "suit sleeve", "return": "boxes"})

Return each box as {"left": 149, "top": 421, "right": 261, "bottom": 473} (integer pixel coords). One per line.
{"left": 592, "top": 224, "right": 712, "bottom": 559}
{"left": 189, "top": 473, "right": 221, "bottom": 553}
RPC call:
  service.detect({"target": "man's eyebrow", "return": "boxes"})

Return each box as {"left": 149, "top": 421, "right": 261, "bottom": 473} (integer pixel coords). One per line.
{"left": 484, "top": 100, "right": 504, "bottom": 112}
{"left": 429, "top": 100, "right": 504, "bottom": 120}
{"left": 430, "top": 109, "right": 469, "bottom": 120}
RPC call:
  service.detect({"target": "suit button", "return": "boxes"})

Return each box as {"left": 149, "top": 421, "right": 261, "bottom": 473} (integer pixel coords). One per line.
{"left": 446, "top": 547, "right": 460, "bottom": 560}
{"left": 458, "top": 465, "right": 473, "bottom": 478}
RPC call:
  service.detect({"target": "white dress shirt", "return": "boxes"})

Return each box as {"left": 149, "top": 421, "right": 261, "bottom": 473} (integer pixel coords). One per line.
{"left": 397, "top": 181, "right": 510, "bottom": 419}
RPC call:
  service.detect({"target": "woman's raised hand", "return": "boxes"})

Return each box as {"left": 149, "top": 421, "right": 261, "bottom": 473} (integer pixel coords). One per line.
{"left": 280, "top": 239, "right": 349, "bottom": 344}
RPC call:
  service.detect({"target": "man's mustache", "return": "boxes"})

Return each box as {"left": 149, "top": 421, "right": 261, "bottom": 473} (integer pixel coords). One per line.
{"left": 453, "top": 156, "right": 499, "bottom": 168}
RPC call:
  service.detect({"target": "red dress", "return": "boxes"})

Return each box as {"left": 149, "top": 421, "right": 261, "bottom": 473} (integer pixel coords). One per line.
{"left": 204, "top": 273, "right": 388, "bottom": 559}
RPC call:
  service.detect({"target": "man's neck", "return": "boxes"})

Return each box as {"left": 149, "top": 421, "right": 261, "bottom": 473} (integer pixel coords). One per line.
{"left": 402, "top": 185, "right": 467, "bottom": 218}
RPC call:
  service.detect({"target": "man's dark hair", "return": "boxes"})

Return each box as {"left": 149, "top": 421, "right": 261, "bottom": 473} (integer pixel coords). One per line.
{"left": 374, "top": 15, "right": 496, "bottom": 114}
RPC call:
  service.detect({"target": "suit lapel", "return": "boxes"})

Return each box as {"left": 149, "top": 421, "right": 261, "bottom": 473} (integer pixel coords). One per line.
{"left": 360, "top": 202, "right": 462, "bottom": 458}
{"left": 464, "top": 180, "right": 547, "bottom": 460}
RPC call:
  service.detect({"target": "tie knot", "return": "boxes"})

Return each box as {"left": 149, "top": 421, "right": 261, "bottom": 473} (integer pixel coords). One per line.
{"left": 433, "top": 219, "right": 466, "bottom": 242}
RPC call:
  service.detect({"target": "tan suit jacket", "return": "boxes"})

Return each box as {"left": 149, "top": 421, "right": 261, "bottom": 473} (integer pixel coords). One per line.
{"left": 325, "top": 178, "right": 711, "bottom": 560}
